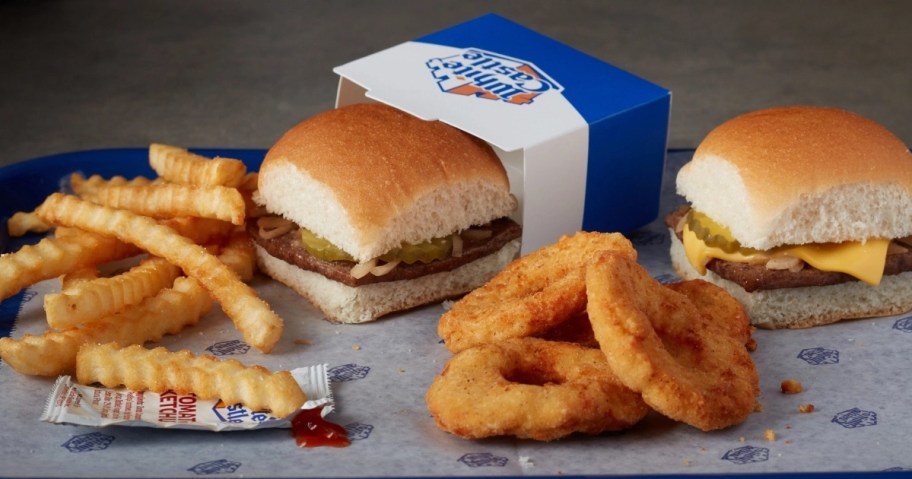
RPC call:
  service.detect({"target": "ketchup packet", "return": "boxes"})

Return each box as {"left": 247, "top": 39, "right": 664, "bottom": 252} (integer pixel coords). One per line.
{"left": 40, "top": 364, "right": 333, "bottom": 432}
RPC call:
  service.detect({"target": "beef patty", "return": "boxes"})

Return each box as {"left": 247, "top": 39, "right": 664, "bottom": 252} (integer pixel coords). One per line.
{"left": 247, "top": 217, "right": 522, "bottom": 287}
{"left": 665, "top": 206, "right": 912, "bottom": 292}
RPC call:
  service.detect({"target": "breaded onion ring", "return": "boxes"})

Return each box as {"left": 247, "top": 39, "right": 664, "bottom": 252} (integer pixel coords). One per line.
{"left": 585, "top": 252, "right": 759, "bottom": 431}
{"left": 665, "top": 279, "right": 754, "bottom": 348}
{"left": 425, "top": 337, "right": 650, "bottom": 441}
{"left": 438, "top": 232, "right": 636, "bottom": 353}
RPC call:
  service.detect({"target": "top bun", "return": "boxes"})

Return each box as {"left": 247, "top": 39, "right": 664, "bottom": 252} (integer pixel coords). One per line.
{"left": 676, "top": 106, "right": 912, "bottom": 249}
{"left": 258, "top": 102, "right": 517, "bottom": 263}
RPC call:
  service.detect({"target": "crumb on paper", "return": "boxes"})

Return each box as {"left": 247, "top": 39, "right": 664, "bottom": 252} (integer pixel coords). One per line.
{"left": 352, "top": 344, "right": 361, "bottom": 351}
{"left": 738, "top": 436, "right": 746, "bottom": 443}
{"left": 398, "top": 368, "right": 406, "bottom": 374}
{"left": 799, "top": 403, "right": 816, "bottom": 413}
{"left": 519, "top": 456, "right": 534, "bottom": 469}
{"left": 293, "top": 338, "right": 312, "bottom": 346}
{"left": 754, "top": 401, "right": 764, "bottom": 413}
{"left": 764, "top": 429, "right": 776, "bottom": 442}
{"left": 441, "top": 299, "right": 456, "bottom": 311}
{"left": 682, "top": 458, "right": 692, "bottom": 466}
{"left": 780, "top": 378, "right": 803, "bottom": 394}
{"left": 746, "top": 337, "right": 758, "bottom": 352}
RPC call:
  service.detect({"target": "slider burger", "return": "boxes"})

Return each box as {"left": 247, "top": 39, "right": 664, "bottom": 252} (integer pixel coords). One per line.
{"left": 249, "top": 102, "right": 522, "bottom": 324}
{"left": 667, "top": 106, "right": 912, "bottom": 329}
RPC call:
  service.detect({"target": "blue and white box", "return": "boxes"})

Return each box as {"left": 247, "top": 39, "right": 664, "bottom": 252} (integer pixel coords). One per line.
{"left": 334, "top": 14, "right": 671, "bottom": 253}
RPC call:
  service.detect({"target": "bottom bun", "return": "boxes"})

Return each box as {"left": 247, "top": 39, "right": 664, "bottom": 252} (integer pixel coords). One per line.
{"left": 668, "top": 231, "right": 912, "bottom": 329}
{"left": 254, "top": 239, "right": 521, "bottom": 324}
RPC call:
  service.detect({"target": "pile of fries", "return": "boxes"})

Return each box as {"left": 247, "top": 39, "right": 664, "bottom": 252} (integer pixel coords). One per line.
{"left": 0, "top": 144, "right": 296, "bottom": 414}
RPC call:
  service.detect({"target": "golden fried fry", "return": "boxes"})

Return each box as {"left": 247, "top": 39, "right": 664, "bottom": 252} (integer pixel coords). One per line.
{"left": 0, "top": 276, "right": 211, "bottom": 376}
{"left": 69, "top": 172, "right": 155, "bottom": 197}
{"left": 217, "top": 227, "right": 256, "bottom": 281}
{"left": 76, "top": 342, "right": 305, "bottom": 418}
{"left": 162, "top": 216, "right": 235, "bottom": 245}
{"left": 84, "top": 183, "right": 245, "bottom": 226}
{"left": 438, "top": 231, "right": 636, "bottom": 353}
{"left": 45, "top": 256, "right": 181, "bottom": 329}
{"left": 35, "top": 193, "right": 283, "bottom": 352}
{"left": 7, "top": 211, "right": 51, "bottom": 237}
{"left": 60, "top": 266, "right": 99, "bottom": 290}
{"left": 149, "top": 143, "right": 246, "bottom": 187}
{"left": 585, "top": 252, "right": 759, "bottom": 431}
{"left": 0, "top": 231, "right": 139, "bottom": 301}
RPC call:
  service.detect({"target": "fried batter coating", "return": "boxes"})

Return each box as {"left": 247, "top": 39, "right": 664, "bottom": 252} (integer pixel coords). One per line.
{"left": 426, "top": 337, "right": 649, "bottom": 441}
{"left": 586, "top": 252, "right": 759, "bottom": 431}
{"left": 438, "top": 232, "right": 636, "bottom": 353}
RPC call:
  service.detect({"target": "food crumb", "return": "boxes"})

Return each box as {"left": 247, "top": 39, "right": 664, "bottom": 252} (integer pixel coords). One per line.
{"left": 682, "top": 458, "right": 692, "bottom": 466}
{"left": 293, "top": 338, "right": 312, "bottom": 346}
{"left": 738, "top": 436, "right": 746, "bottom": 443}
{"left": 780, "top": 379, "right": 803, "bottom": 394}
{"left": 764, "top": 429, "right": 776, "bottom": 442}
{"left": 746, "top": 337, "right": 758, "bottom": 352}
{"left": 352, "top": 343, "right": 361, "bottom": 351}
{"left": 799, "top": 403, "right": 816, "bottom": 413}
{"left": 754, "top": 402, "right": 764, "bottom": 412}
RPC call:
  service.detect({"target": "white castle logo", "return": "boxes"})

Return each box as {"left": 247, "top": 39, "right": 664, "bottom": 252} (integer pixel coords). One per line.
{"left": 425, "top": 48, "right": 562, "bottom": 105}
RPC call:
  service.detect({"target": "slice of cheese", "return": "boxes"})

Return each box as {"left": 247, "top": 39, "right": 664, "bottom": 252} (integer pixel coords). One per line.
{"left": 682, "top": 224, "right": 889, "bottom": 286}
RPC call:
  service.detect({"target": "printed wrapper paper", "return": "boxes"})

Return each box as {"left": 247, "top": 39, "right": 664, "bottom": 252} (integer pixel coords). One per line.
{"left": 39, "top": 365, "right": 332, "bottom": 432}
{"left": 2, "top": 151, "right": 912, "bottom": 477}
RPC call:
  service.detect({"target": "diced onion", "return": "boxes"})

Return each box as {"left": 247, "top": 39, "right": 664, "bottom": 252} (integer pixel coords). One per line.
{"left": 451, "top": 234, "right": 464, "bottom": 258}
{"left": 350, "top": 259, "right": 377, "bottom": 279}
{"left": 765, "top": 255, "right": 804, "bottom": 272}
{"left": 371, "top": 259, "right": 401, "bottom": 276}
{"left": 257, "top": 216, "right": 295, "bottom": 239}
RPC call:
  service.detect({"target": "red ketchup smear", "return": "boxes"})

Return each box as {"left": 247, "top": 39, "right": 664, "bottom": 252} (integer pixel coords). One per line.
{"left": 291, "top": 406, "right": 351, "bottom": 448}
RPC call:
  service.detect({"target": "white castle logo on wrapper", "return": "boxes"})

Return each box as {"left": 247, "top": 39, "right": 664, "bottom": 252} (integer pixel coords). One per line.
{"left": 425, "top": 48, "right": 562, "bottom": 105}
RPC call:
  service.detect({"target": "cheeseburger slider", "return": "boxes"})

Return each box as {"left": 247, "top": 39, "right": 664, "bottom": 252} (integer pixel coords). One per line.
{"left": 667, "top": 106, "right": 912, "bottom": 329}
{"left": 249, "top": 102, "right": 522, "bottom": 324}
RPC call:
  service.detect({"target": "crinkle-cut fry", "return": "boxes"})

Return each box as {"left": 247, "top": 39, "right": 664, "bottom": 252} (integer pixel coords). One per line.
{"left": 149, "top": 143, "right": 247, "bottom": 188}
{"left": 60, "top": 266, "right": 99, "bottom": 290}
{"left": 217, "top": 227, "right": 256, "bottom": 281}
{"left": 70, "top": 172, "right": 155, "bottom": 197}
{"left": 0, "top": 276, "right": 211, "bottom": 377}
{"left": 45, "top": 256, "right": 182, "bottom": 329}
{"left": 0, "top": 230, "right": 139, "bottom": 302}
{"left": 162, "top": 216, "right": 235, "bottom": 245}
{"left": 36, "top": 193, "right": 283, "bottom": 352}
{"left": 85, "top": 183, "right": 246, "bottom": 226}
{"left": 7, "top": 211, "right": 51, "bottom": 237}
{"left": 76, "top": 342, "right": 306, "bottom": 418}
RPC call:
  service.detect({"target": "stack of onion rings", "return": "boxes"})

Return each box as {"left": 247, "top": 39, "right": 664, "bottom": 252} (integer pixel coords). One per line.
{"left": 427, "top": 231, "right": 759, "bottom": 441}
{"left": 586, "top": 251, "right": 760, "bottom": 431}
{"left": 425, "top": 337, "right": 650, "bottom": 441}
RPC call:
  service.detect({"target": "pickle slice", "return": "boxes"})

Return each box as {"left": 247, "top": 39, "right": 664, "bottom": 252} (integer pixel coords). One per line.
{"left": 686, "top": 210, "right": 746, "bottom": 254}
{"left": 381, "top": 236, "right": 453, "bottom": 264}
{"left": 300, "top": 229, "right": 355, "bottom": 262}
{"left": 300, "top": 228, "right": 452, "bottom": 264}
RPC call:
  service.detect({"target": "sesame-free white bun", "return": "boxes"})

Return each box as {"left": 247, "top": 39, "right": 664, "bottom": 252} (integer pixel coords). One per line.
{"left": 257, "top": 102, "right": 517, "bottom": 263}
{"left": 669, "top": 232, "right": 912, "bottom": 329}
{"left": 676, "top": 106, "right": 912, "bottom": 249}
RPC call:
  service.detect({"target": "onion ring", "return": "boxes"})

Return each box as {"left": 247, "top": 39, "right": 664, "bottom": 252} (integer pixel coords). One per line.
{"left": 438, "top": 232, "right": 636, "bottom": 353}
{"left": 425, "top": 337, "right": 649, "bottom": 441}
{"left": 585, "top": 252, "right": 759, "bottom": 431}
